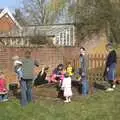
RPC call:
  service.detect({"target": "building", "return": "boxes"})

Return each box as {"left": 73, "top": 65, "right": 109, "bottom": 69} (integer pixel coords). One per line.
{"left": 0, "top": 8, "right": 22, "bottom": 33}
{"left": 0, "top": 24, "right": 76, "bottom": 47}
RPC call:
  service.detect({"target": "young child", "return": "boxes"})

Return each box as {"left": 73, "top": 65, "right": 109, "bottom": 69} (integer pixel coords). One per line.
{"left": 14, "top": 61, "right": 23, "bottom": 81}
{"left": 50, "top": 64, "right": 64, "bottom": 83}
{"left": 66, "top": 62, "right": 74, "bottom": 77}
{"left": 0, "top": 71, "right": 8, "bottom": 102}
{"left": 61, "top": 72, "right": 72, "bottom": 103}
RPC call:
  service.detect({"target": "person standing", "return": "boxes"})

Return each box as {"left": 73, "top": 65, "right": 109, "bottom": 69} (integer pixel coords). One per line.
{"left": 20, "top": 50, "right": 39, "bottom": 106}
{"left": 79, "top": 47, "right": 89, "bottom": 95}
{"left": 104, "top": 43, "right": 117, "bottom": 91}
{"left": 61, "top": 72, "right": 72, "bottom": 103}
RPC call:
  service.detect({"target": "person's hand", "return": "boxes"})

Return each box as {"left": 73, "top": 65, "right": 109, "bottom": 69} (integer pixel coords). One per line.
{"left": 61, "top": 87, "right": 64, "bottom": 90}
{"left": 107, "top": 67, "right": 109, "bottom": 72}
{"left": 82, "top": 72, "right": 86, "bottom": 76}
{"left": 56, "top": 75, "right": 61, "bottom": 77}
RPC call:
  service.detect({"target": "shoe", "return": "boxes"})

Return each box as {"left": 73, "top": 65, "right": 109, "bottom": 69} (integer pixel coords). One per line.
{"left": 64, "top": 100, "right": 69, "bottom": 103}
{"left": 68, "top": 99, "right": 71, "bottom": 103}
{"left": 106, "top": 88, "right": 114, "bottom": 91}
{"left": 2, "top": 99, "right": 8, "bottom": 102}
{"left": 112, "top": 85, "right": 116, "bottom": 89}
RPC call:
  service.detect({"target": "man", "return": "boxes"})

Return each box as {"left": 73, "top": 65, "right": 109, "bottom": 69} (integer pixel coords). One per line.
{"left": 20, "top": 50, "right": 39, "bottom": 106}
{"left": 104, "top": 43, "right": 117, "bottom": 91}
{"left": 79, "top": 47, "right": 89, "bottom": 95}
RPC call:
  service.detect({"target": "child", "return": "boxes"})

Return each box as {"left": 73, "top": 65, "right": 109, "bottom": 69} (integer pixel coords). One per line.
{"left": 66, "top": 62, "right": 74, "bottom": 77}
{"left": 14, "top": 61, "right": 23, "bottom": 81}
{"left": 61, "top": 72, "right": 72, "bottom": 103}
{"left": 50, "top": 64, "right": 64, "bottom": 83}
{"left": 34, "top": 67, "right": 49, "bottom": 86}
{"left": 0, "top": 71, "right": 8, "bottom": 102}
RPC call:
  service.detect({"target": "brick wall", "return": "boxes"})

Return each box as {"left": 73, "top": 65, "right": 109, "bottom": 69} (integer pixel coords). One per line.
{"left": 0, "top": 47, "right": 80, "bottom": 85}
{"left": 0, "top": 14, "right": 15, "bottom": 32}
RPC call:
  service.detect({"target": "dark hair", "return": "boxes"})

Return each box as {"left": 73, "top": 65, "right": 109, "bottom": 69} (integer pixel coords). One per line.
{"left": 64, "top": 72, "right": 69, "bottom": 78}
{"left": 67, "top": 62, "right": 71, "bottom": 65}
{"left": 44, "top": 67, "right": 49, "bottom": 71}
{"left": 106, "top": 43, "right": 113, "bottom": 49}
{"left": 80, "top": 47, "right": 86, "bottom": 51}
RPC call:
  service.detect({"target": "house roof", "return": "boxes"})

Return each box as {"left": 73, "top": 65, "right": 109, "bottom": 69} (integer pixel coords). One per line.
{"left": 0, "top": 24, "right": 75, "bottom": 37}
{"left": 0, "top": 8, "right": 22, "bottom": 29}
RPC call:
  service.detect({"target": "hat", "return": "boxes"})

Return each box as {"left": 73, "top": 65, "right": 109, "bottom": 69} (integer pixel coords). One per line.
{"left": 14, "top": 60, "right": 22, "bottom": 66}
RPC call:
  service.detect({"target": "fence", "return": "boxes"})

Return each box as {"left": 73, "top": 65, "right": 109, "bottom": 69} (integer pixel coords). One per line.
{"left": 72, "top": 53, "right": 120, "bottom": 93}
{"left": 0, "top": 47, "right": 120, "bottom": 91}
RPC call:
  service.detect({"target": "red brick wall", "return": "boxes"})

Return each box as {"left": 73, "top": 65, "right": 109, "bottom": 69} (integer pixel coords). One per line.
{"left": 0, "top": 14, "right": 16, "bottom": 32}
{"left": 0, "top": 47, "right": 80, "bottom": 85}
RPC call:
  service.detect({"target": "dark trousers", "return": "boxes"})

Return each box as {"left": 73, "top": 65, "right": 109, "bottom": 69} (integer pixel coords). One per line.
{"left": 108, "top": 80, "right": 114, "bottom": 88}
{"left": 20, "top": 79, "right": 32, "bottom": 106}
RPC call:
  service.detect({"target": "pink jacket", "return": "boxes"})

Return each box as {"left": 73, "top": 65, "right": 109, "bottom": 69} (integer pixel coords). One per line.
{"left": 0, "top": 79, "right": 7, "bottom": 92}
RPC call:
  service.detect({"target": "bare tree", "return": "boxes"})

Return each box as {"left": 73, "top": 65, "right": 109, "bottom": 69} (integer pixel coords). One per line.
{"left": 22, "top": 0, "right": 67, "bottom": 25}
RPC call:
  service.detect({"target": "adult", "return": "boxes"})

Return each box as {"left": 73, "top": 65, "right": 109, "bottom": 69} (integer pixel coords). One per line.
{"left": 20, "top": 50, "right": 39, "bottom": 106}
{"left": 79, "top": 47, "right": 89, "bottom": 95}
{"left": 104, "top": 43, "right": 117, "bottom": 91}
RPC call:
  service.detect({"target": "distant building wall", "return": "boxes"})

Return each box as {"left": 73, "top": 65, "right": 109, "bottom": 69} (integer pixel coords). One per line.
{"left": 0, "top": 14, "right": 16, "bottom": 32}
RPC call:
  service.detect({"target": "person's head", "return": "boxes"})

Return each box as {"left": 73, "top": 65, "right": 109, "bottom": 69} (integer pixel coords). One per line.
{"left": 25, "top": 50, "right": 31, "bottom": 58}
{"left": 106, "top": 43, "right": 113, "bottom": 52}
{"left": 15, "top": 60, "right": 22, "bottom": 67}
{"left": 0, "top": 71, "right": 5, "bottom": 79}
{"left": 44, "top": 67, "right": 49, "bottom": 73}
{"left": 17, "top": 63, "right": 22, "bottom": 68}
{"left": 64, "top": 72, "right": 70, "bottom": 78}
{"left": 67, "top": 62, "right": 71, "bottom": 67}
{"left": 57, "top": 64, "right": 64, "bottom": 71}
{"left": 80, "top": 47, "right": 86, "bottom": 55}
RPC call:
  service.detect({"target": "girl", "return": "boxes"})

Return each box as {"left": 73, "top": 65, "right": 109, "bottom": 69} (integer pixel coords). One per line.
{"left": 61, "top": 72, "right": 72, "bottom": 103}
{"left": 0, "top": 72, "right": 8, "bottom": 102}
{"left": 50, "top": 64, "right": 64, "bottom": 83}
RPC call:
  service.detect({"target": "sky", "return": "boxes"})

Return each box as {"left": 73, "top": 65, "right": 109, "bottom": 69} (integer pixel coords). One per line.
{"left": 0, "top": 0, "right": 22, "bottom": 11}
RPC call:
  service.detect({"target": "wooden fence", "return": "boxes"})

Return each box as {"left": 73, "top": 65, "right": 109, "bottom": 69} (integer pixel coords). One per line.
{"left": 71, "top": 54, "right": 120, "bottom": 93}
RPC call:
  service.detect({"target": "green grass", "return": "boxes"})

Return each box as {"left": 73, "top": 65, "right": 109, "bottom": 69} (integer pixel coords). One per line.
{"left": 0, "top": 87, "right": 120, "bottom": 120}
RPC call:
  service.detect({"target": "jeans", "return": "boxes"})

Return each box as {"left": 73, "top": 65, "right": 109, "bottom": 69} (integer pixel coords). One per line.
{"left": 107, "top": 63, "right": 116, "bottom": 81}
{"left": 20, "top": 79, "right": 32, "bottom": 106}
{"left": 81, "top": 76, "right": 89, "bottom": 96}
{"left": 0, "top": 94, "right": 8, "bottom": 102}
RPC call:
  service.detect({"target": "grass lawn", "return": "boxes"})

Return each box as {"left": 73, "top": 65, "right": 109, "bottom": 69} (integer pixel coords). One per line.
{"left": 0, "top": 86, "right": 120, "bottom": 120}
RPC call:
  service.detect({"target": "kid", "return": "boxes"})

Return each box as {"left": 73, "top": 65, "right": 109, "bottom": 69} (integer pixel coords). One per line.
{"left": 15, "top": 61, "right": 23, "bottom": 81}
{"left": 0, "top": 71, "right": 8, "bottom": 102}
{"left": 61, "top": 72, "right": 72, "bottom": 103}
{"left": 34, "top": 67, "right": 49, "bottom": 86}
{"left": 66, "top": 62, "right": 74, "bottom": 77}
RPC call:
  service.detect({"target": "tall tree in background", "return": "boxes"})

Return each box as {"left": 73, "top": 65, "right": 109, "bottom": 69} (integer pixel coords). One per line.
{"left": 68, "top": 0, "right": 120, "bottom": 44}
{"left": 14, "top": 9, "right": 28, "bottom": 26}
{"left": 22, "top": 0, "right": 66, "bottom": 25}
